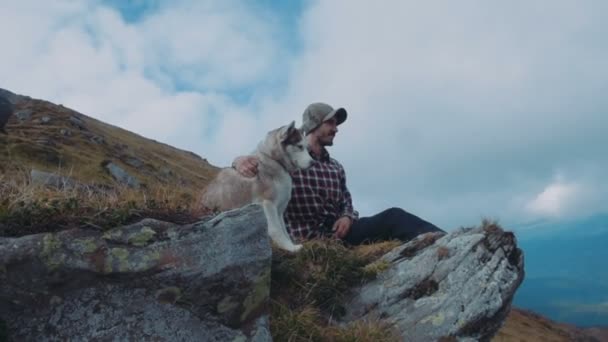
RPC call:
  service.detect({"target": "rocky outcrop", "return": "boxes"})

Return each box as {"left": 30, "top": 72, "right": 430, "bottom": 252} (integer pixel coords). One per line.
{"left": 343, "top": 224, "right": 524, "bottom": 341}
{"left": 0, "top": 204, "right": 272, "bottom": 341}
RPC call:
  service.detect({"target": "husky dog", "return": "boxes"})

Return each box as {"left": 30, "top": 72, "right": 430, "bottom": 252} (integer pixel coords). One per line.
{"left": 202, "top": 121, "right": 313, "bottom": 252}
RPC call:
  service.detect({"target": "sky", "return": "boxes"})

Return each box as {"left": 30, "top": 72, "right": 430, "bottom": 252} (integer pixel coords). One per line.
{"left": 1, "top": 0, "right": 607, "bottom": 230}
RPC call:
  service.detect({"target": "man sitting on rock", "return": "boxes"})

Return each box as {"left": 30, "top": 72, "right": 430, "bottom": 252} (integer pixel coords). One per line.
{"left": 0, "top": 95, "right": 13, "bottom": 134}
{"left": 232, "top": 102, "right": 444, "bottom": 245}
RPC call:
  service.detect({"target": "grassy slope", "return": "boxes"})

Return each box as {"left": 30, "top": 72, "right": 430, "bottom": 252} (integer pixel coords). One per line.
{"left": 0, "top": 90, "right": 218, "bottom": 189}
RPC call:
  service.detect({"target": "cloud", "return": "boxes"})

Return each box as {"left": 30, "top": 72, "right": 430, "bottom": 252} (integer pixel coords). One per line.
{"left": 1, "top": 0, "right": 607, "bottom": 229}
{"left": 267, "top": 0, "right": 608, "bottom": 227}
{"left": 525, "top": 180, "right": 582, "bottom": 217}
{"left": 0, "top": 0, "right": 288, "bottom": 159}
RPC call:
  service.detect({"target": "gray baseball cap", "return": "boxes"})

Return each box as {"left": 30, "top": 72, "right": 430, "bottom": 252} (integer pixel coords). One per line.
{"left": 300, "top": 102, "right": 347, "bottom": 135}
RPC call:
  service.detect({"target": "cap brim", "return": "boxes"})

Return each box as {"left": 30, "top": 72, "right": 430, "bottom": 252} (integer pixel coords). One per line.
{"left": 324, "top": 107, "right": 347, "bottom": 125}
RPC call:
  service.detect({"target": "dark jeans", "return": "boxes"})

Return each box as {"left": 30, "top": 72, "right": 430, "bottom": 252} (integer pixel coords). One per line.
{"left": 343, "top": 207, "right": 445, "bottom": 245}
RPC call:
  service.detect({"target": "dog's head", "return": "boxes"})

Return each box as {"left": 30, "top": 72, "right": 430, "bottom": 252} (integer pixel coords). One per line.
{"left": 278, "top": 121, "right": 313, "bottom": 171}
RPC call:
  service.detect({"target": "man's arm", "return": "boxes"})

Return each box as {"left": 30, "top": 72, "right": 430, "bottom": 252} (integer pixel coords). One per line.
{"left": 333, "top": 163, "right": 359, "bottom": 239}
{"left": 232, "top": 155, "right": 259, "bottom": 178}
{"left": 338, "top": 165, "right": 359, "bottom": 221}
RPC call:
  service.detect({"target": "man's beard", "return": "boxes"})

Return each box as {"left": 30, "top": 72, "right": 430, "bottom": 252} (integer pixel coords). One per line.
{"left": 320, "top": 137, "right": 334, "bottom": 146}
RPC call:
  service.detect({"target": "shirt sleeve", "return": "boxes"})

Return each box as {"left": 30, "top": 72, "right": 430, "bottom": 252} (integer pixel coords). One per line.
{"left": 338, "top": 162, "right": 359, "bottom": 221}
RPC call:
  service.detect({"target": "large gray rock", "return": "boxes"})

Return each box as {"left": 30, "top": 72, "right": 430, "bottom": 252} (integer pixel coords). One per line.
{"left": 343, "top": 224, "right": 524, "bottom": 342}
{"left": 15, "top": 109, "right": 33, "bottom": 122}
{"left": 0, "top": 204, "right": 272, "bottom": 341}
{"left": 104, "top": 161, "right": 141, "bottom": 188}
{"left": 30, "top": 169, "right": 78, "bottom": 189}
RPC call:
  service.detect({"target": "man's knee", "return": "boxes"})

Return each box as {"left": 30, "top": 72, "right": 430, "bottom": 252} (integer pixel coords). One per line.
{"left": 383, "top": 207, "right": 407, "bottom": 219}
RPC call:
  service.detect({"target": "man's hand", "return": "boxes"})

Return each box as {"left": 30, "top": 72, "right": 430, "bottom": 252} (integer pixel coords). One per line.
{"left": 333, "top": 216, "right": 353, "bottom": 239}
{"left": 233, "top": 155, "right": 259, "bottom": 178}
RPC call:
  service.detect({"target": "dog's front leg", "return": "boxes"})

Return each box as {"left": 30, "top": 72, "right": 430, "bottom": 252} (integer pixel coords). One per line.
{"left": 262, "top": 200, "right": 302, "bottom": 252}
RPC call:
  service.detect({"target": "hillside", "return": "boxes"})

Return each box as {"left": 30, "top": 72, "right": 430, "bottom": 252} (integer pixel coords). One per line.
{"left": 494, "top": 308, "right": 608, "bottom": 342}
{"left": 1, "top": 88, "right": 606, "bottom": 341}
{"left": 0, "top": 88, "right": 218, "bottom": 191}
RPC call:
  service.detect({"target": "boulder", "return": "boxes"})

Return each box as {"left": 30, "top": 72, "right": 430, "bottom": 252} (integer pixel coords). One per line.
{"left": 0, "top": 205, "right": 272, "bottom": 341}
{"left": 104, "top": 161, "right": 140, "bottom": 188}
{"left": 15, "top": 109, "right": 33, "bottom": 122}
{"left": 30, "top": 169, "right": 77, "bottom": 189}
{"left": 343, "top": 224, "right": 524, "bottom": 341}
{"left": 69, "top": 115, "right": 87, "bottom": 130}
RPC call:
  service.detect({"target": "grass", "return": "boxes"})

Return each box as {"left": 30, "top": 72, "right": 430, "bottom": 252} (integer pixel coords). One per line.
{"left": 0, "top": 171, "right": 210, "bottom": 237}
{"left": 270, "top": 239, "right": 401, "bottom": 341}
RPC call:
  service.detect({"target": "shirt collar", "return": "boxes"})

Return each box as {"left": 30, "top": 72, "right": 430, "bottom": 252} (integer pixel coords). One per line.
{"left": 309, "top": 146, "right": 331, "bottom": 162}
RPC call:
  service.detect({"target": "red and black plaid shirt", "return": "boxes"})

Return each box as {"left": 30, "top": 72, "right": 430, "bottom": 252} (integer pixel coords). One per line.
{"left": 285, "top": 148, "right": 359, "bottom": 241}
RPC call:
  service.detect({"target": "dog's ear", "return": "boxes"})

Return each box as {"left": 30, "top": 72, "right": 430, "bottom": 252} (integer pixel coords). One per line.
{"left": 281, "top": 121, "right": 301, "bottom": 144}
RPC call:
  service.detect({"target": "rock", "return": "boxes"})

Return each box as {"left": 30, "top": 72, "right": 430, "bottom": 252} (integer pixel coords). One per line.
{"left": 91, "top": 135, "right": 105, "bottom": 144}
{"left": 30, "top": 169, "right": 77, "bottom": 189}
{"left": 160, "top": 166, "right": 174, "bottom": 177}
{"left": 14, "top": 109, "right": 32, "bottom": 122}
{"left": 343, "top": 224, "right": 524, "bottom": 341}
{"left": 34, "top": 138, "right": 56, "bottom": 147}
{"left": 123, "top": 156, "right": 144, "bottom": 168}
{"left": 0, "top": 205, "right": 272, "bottom": 341}
{"left": 40, "top": 116, "right": 51, "bottom": 124}
{"left": 83, "top": 131, "right": 105, "bottom": 144}
{"left": 60, "top": 128, "right": 72, "bottom": 137}
{"left": 0, "top": 95, "right": 12, "bottom": 134}
{"left": 69, "top": 115, "right": 87, "bottom": 130}
{"left": 104, "top": 161, "right": 140, "bottom": 188}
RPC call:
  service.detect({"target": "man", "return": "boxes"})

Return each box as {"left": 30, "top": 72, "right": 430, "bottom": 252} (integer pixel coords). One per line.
{"left": 233, "top": 102, "right": 444, "bottom": 244}
{"left": 0, "top": 95, "right": 13, "bottom": 134}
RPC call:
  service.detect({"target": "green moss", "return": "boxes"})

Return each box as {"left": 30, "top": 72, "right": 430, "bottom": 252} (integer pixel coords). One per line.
{"left": 422, "top": 312, "right": 445, "bottom": 326}
{"left": 133, "top": 250, "right": 161, "bottom": 271}
{"left": 156, "top": 287, "right": 182, "bottom": 304}
{"left": 102, "top": 229, "right": 123, "bottom": 241}
{"left": 231, "top": 335, "right": 247, "bottom": 342}
{"left": 41, "top": 234, "right": 65, "bottom": 271}
{"left": 127, "top": 226, "right": 156, "bottom": 247}
{"left": 74, "top": 238, "right": 99, "bottom": 254}
{"left": 105, "top": 247, "right": 129, "bottom": 273}
{"left": 217, "top": 296, "right": 239, "bottom": 314}
{"left": 241, "top": 269, "right": 271, "bottom": 322}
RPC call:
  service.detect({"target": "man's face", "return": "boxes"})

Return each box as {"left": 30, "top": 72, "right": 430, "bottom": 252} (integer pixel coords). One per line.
{"left": 313, "top": 116, "right": 339, "bottom": 146}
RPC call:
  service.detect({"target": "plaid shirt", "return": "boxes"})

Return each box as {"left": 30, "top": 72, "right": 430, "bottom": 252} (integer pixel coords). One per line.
{"left": 285, "top": 148, "right": 359, "bottom": 241}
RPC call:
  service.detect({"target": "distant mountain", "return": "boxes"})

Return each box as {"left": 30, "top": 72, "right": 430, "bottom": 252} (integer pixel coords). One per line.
{"left": 513, "top": 214, "right": 608, "bottom": 327}
{"left": 494, "top": 308, "right": 608, "bottom": 342}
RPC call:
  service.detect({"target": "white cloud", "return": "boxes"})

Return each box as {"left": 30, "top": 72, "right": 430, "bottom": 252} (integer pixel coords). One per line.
{"left": 0, "top": 0, "right": 286, "bottom": 160}
{"left": 1, "top": 0, "right": 607, "bottom": 229}
{"left": 526, "top": 180, "right": 582, "bottom": 217}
